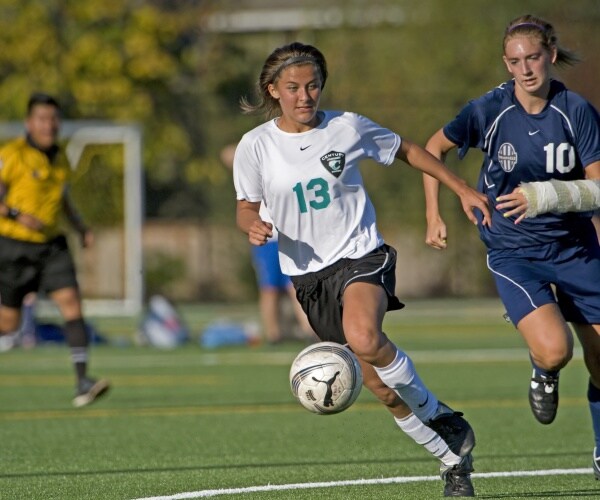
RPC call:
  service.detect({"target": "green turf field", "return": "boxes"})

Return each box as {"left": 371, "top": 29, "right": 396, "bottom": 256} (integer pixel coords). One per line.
{"left": 1, "top": 299, "right": 599, "bottom": 499}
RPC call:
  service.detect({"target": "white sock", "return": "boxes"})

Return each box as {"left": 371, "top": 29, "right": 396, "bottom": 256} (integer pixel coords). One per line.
{"left": 374, "top": 347, "right": 439, "bottom": 422}
{"left": 71, "top": 346, "right": 88, "bottom": 364}
{"left": 395, "top": 414, "right": 461, "bottom": 466}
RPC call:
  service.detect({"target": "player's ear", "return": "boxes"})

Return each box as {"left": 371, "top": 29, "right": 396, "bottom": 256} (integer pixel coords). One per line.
{"left": 268, "top": 83, "right": 280, "bottom": 99}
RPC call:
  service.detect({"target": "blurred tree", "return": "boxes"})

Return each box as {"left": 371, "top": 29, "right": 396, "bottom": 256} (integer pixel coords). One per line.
{"left": 0, "top": 0, "right": 247, "bottom": 223}
{"left": 0, "top": 0, "right": 597, "bottom": 230}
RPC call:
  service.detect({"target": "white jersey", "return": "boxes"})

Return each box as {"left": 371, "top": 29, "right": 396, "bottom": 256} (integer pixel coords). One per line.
{"left": 234, "top": 111, "right": 401, "bottom": 276}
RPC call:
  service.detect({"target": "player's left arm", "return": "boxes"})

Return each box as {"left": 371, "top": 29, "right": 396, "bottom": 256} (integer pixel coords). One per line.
{"left": 62, "top": 188, "right": 93, "bottom": 247}
{"left": 497, "top": 161, "right": 600, "bottom": 223}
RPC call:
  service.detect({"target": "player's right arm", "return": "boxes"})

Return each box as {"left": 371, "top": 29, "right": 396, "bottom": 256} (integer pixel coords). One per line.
{"left": 423, "top": 129, "right": 459, "bottom": 250}
{"left": 236, "top": 200, "right": 273, "bottom": 246}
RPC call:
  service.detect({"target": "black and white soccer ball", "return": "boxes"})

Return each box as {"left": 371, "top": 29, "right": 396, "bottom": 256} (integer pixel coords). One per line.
{"left": 289, "top": 341, "right": 363, "bottom": 415}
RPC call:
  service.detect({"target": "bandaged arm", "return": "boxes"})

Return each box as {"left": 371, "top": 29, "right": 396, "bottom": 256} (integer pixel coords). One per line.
{"left": 518, "top": 179, "right": 600, "bottom": 218}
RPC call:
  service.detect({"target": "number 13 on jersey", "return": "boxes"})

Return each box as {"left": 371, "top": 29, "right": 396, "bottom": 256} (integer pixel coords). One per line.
{"left": 293, "top": 177, "right": 331, "bottom": 213}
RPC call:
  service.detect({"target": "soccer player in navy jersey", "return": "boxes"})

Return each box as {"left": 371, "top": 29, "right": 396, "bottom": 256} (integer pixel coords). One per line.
{"left": 423, "top": 14, "right": 600, "bottom": 478}
{"left": 234, "top": 41, "right": 492, "bottom": 496}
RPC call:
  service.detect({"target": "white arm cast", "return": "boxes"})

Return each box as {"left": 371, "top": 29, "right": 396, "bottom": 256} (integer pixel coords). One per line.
{"left": 519, "top": 179, "right": 600, "bottom": 218}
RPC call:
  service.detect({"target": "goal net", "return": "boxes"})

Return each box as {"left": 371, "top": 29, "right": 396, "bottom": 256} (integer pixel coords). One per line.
{"left": 0, "top": 121, "right": 143, "bottom": 316}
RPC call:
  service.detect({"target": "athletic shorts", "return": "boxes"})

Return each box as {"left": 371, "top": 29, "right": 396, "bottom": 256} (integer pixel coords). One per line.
{"left": 0, "top": 235, "right": 79, "bottom": 308}
{"left": 290, "top": 244, "right": 404, "bottom": 344}
{"left": 250, "top": 240, "right": 292, "bottom": 289}
{"left": 487, "top": 233, "right": 600, "bottom": 326}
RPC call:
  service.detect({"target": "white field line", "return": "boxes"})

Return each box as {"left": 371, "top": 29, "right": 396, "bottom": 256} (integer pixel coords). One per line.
{"left": 132, "top": 467, "right": 593, "bottom": 500}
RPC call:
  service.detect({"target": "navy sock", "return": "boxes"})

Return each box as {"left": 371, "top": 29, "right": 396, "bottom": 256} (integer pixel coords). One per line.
{"left": 65, "top": 318, "right": 88, "bottom": 382}
{"left": 588, "top": 380, "right": 600, "bottom": 450}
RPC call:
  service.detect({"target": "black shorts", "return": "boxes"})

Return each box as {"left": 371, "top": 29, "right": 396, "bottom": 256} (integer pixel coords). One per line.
{"left": 291, "top": 244, "right": 404, "bottom": 344}
{"left": 0, "top": 235, "right": 79, "bottom": 308}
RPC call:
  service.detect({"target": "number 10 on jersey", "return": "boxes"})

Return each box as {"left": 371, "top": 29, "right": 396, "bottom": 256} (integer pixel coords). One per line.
{"left": 544, "top": 142, "right": 575, "bottom": 174}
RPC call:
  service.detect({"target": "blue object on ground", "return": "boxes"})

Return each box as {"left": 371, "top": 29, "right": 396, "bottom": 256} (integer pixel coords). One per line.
{"left": 200, "top": 322, "right": 250, "bottom": 348}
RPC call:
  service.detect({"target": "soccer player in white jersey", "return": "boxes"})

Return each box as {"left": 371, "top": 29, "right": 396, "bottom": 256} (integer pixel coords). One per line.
{"left": 234, "top": 41, "right": 492, "bottom": 497}
{"left": 423, "top": 14, "right": 600, "bottom": 478}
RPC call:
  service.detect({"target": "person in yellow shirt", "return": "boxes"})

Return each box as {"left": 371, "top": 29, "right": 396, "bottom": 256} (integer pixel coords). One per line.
{"left": 0, "top": 92, "right": 109, "bottom": 407}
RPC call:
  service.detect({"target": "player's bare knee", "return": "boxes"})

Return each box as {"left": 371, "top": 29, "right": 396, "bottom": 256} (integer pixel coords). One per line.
{"left": 553, "top": 345, "right": 573, "bottom": 368}
{"left": 535, "top": 347, "right": 572, "bottom": 371}
{"left": 346, "top": 333, "right": 382, "bottom": 364}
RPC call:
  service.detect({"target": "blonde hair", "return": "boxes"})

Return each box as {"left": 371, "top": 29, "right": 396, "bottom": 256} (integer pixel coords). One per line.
{"left": 503, "top": 14, "right": 580, "bottom": 67}
{"left": 240, "top": 42, "right": 328, "bottom": 119}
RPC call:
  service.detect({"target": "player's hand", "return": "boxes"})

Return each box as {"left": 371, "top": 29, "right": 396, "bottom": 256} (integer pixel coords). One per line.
{"left": 248, "top": 220, "right": 273, "bottom": 246}
{"left": 17, "top": 213, "right": 45, "bottom": 231}
{"left": 458, "top": 185, "right": 491, "bottom": 227}
{"left": 425, "top": 216, "right": 448, "bottom": 250}
{"left": 496, "top": 188, "right": 528, "bottom": 224}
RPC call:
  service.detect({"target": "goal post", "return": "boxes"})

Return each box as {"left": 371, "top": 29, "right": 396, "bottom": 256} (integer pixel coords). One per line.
{"left": 0, "top": 121, "right": 144, "bottom": 316}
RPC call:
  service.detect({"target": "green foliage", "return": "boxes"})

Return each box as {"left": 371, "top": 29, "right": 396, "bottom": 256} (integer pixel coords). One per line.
{"left": 69, "top": 144, "right": 124, "bottom": 225}
{"left": 0, "top": 0, "right": 598, "bottom": 226}
{"left": 0, "top": 0, "right": 227, "bottom": 220}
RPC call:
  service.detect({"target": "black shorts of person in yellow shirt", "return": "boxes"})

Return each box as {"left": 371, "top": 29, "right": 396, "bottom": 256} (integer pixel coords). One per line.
{"left": 0, "top": 234, "right": 77, "bottom": 308}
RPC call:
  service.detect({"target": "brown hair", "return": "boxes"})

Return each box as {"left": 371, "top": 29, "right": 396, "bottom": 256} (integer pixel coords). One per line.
{"left": 27, "top": 92, "right": 61, "bottom": 116}
{"left": 240, "top": 42, "right": 328, "bottom": 118}
{"left": 503, "top": 14, "right": 580, "bottom": 67}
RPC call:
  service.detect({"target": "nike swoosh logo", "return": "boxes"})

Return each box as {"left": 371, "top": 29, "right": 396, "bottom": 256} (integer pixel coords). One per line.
{"left": 418, "top": 395, "right": 429, "bottom": 408}
{"left": 528, "top": 130, "right": 540, "bottom": 136}
{"left": 300, "top": 145, "right": 311, "bottom": 151}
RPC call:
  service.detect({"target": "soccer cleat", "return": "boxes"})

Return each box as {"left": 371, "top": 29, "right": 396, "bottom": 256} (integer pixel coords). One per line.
{"left": 441, "top": 454, "right": 475, "bottom": 497}
{"left": 528, "top": 371, "right": 559, "bottom": 425}
{"left": 593, "top": 448, "right": 600, "bottom": 480}
{"left": 73, "top": 377, "right": 110, "bottom": 408}
{"left": 427, "top": 402, "right": 476, "bottom": 457}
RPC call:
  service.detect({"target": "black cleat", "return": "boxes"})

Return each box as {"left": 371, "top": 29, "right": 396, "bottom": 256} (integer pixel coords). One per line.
{"left": 441, "top": 454, "right": 475, "bottom": 497}
{"left": 427, "top": 402, "right": 476, "bottom": 457}
{"left": 594, "top": 448, "right": 600, "bottom": 480}
{"left": 73, "top": 377, "right": 110, "bottom": 408}
{"left": 528, "top": 371, "right": 558, "bottom": 425}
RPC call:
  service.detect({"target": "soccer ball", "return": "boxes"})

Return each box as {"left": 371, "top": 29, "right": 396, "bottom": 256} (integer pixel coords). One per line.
{"left": 289, "top": 341, "right": 363, "bottom": 415}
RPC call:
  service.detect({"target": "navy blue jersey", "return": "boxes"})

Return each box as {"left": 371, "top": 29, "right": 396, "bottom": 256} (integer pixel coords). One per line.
{"left": 444, "top": 79, "right": 600, "bottom": 249}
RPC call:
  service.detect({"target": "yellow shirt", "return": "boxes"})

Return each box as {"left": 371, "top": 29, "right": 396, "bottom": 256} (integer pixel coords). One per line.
{"left": 0, "top": 137, "right": 71, "bottom": 243}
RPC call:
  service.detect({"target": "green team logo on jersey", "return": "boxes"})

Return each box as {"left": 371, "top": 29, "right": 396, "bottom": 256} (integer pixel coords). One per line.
{"left": 320, "top": 151, "right": 345, "bottom": 178}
